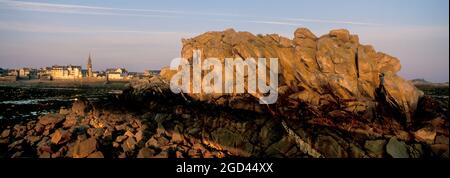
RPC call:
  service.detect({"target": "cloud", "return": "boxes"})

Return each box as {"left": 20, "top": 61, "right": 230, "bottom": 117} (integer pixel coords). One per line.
{"left": 0, "top": 0, "right": 380, "bottom": 26}
{"left": 0, "top": 21, "right": 195, "bottom": 36}
{"left": 245, "top": 20, "right": 303, "bottom": 26}
{"left": 284, "top": 18, "right": 381, "bottom": 26}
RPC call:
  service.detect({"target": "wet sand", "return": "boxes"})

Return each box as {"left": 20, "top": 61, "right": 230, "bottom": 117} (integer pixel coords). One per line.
{"left": 0, "top": 80, "right": 129, "bottom": 125}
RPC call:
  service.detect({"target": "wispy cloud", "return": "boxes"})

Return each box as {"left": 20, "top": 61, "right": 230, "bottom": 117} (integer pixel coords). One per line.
{"left": 284, "top": 18, "right": 381, "bottom": 26}
{"left": 0, "top": 21, "right": 194, "bottom": 36}
{"left": 0, "top": 0, "right": 380, "bottom": 26}
{"left": 0, "top": 0, "right": 176, "bottom": 18}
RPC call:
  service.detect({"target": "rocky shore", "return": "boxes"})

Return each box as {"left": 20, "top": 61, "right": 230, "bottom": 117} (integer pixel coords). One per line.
{"left": 0, "top": 28, "right": 448, "bottom": 158}
{"left": 0, "top": 76, "right": 447, "bottom": 158}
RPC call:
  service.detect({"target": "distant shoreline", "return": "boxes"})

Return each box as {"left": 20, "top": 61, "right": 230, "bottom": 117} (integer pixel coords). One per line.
{"left": 0, "top": 79, "right": 130, "bottom": 89}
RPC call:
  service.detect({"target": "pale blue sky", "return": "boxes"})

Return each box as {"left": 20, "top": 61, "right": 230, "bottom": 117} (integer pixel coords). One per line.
{"left": 0, "top": 0, "right": 448, "bottom": 82}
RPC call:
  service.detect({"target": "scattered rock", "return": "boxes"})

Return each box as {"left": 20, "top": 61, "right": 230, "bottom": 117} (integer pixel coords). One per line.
{"left": 395, "top": 130, "right": 412, "bottom": 141}
{"left": 59, "top": 107, "right": 71, "bottom": 115}
{"left": 430, "top": 144, "right": 449, "bottom": 158}
{"left": 87, "top": 128, "right": 104, "bottom": 138}
{"left": 145, "top": 137, "right": 159, "bottom": 149}
{"left": 364, "top": 140, "right": 386, "bottom": 158}
{"left": 408, "top": 144, "right": 423, "bottom": 158}
{"left": 349, "top": 143, "right": 367, "bottom": 158}
{"left": 265, "top": 136, "right": 293, "bottom": 157}
{"left": 414, "top": 127, "right": 437, "bottom": 144}
{"left": 154, "top": 150, "right": 169, "bottom": 158}
{"left": 135, "top": 130, "right": 144, "bottom": 143}
{"left": 71, "top": 138, "right": 98, "bottom": 158}
{"left": 87, "top": 151, "right": 104, "bottom": 158}
{"left": 435, "top": 135, "right": 449, "bottom": 145}
{"left": 38, "top": 114, "right": 64, "bottom": 126}
{"left": 63, "top": 114, "right": 78, "bottom": 128}
{"left": 1, "top": 129, "right": 10, "bottom": 138}
{"left": 315, "top": 135, "right": 347, "bottom": 158}
{"left": 157, "top": 136, "right": 170, "bottom": 146}
{"left": 187, "top": 149, "right": 201, "bottom": 158}
{"left": 124, "top": 130, "right": 134, "bottom": 138}
{"left": 72, "top": 99, "right": 89, "bottom": 116}
{"left": 115, "top": 135, "right": 128, "bottom": 143}
{"left": 11, "top": 151, "right": 23, "bottom": 158}
{"left": 39, "top": 151, "right": 51, "bottom": 158}
{"left": 122, "top": 137, "right": 137, "bottom": 152}
{"left": 137, "top": 148, "right": 155, "bottom": 158}
{"left": 51, "top": 129, "right": 63, "bottom": 144}
{"left": 386, "top": 137, "right": 409, "bottom": 158}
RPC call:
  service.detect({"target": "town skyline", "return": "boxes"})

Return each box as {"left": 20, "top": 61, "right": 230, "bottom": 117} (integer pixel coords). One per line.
{"left": 0, "top": 52, "right": 153, "bottom": 72}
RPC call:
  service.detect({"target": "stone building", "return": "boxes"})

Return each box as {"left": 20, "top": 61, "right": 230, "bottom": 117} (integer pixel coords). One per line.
{"left": 51, "top": 65, "right": 82, "bottom": 79}
{"left": 18, "top": 68, "right": 30, "bottom": 79}
{"left": 106, "top": 68, "right": 128, "bottom": 80}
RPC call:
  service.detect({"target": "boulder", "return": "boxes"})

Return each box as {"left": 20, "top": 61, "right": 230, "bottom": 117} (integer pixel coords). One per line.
{"left": 51, "top": 129, "right": 63, "bottom": 144}
{"left": 63, "top": 114, "right": 78, "bottom": 128}
{"left": 414, "top": 127, "right": 437, "bottom": 144}
{"left": 211, "top": 128, "right": 249, "bottom": 156}
{"left": 87, "top": 128, "right": 104, "bottom": 138}
{"left": 329, "top": 29, "right": 350, "bottom": 42}
{"left": 145, "top": 137, "right": 159, "bottom": 149}
{"left": 154, "top": 150, "right": 169, "bottom": 158}
{"left": 294, "top": 28, "right": 317, "bottom": 39}
{"left": 364, "top": 140, "right": 386, "bottom": 158}
{"left": 135, "top": 130, "right": 144, "bottom": 143}
{"left": 38, "top": 114, "right": 64, "bottom": 126}
{"left": 314, "top": 135, "right": 347, "bottom": 158}
{"left": 386, "top": 137, "right": 409, "bottom": 158}
{"left": 137, "top": 148, "right": 155, "bottom": 158}
{"left": 71, "top": 138, "right": 98, "bottom": 158}
{"left": 157, "top": 27, "right": 422, "bottom": 124}
{"left": 435, "top": 135, "right": 449, "bottom": 145}
{"left": 59, "top": 107, "right": 71, "bottom": 115}
{"left": 115, "top": 135, "right": 128, "bottom": 143}
{"left": 87, "top": 151, "right": 104, "bottom": 158}
{"left": 122, "top": 137, "right": 137, "bottom": 152}
{"left": 71, "top": 99, "right": 90, "bottom": 116}
{"left": 349, "top": 143, "right": 367, "bottom": 158}
{"left": 1, "top": 129, "right": 10, "bottom": 138}
{"left": 430, "top": 144, "right": 449, "bottom": 158}
{"left": 12, "top": 125, "right": 27, "bottom": 138}
{"left": 265, "top": 136, "right": 294, "bottom": 157}
{"left": 408, "top": 144, "right": 423, "bottom": 158}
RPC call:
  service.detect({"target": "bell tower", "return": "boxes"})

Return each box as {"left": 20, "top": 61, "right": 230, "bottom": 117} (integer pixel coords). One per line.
{"left": 87, "top": 52, "right": 93, "bottom": 78}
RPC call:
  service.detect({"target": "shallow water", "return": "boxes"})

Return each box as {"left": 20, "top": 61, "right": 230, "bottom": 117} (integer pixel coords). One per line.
{"left": 0, "top": 86, "right": 120, "bottom": 121}
{"left": 0, "top": 98, "right": 73, "bottom": 105}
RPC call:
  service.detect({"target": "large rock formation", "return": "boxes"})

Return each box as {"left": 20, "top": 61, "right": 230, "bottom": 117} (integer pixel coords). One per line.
{"left": 162, "top": 28, "right": 423, "bottom": 125}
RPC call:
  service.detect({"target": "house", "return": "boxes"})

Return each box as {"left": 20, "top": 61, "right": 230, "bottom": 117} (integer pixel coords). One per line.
{"left": 51, "top": 65, "right": 83, "bottom": 79}
{"left": 37, "top": 67, "right": 52, "bottom": 80}
{"left": 19, "top": 68, "right": 30, "bottom": 79}
{"left": 144, "top": 70, "right": 160, "bottom": 77}
{"left": 7, "top": 69, "right": 18, "bottom": 76}
{"left": 106, "top": 68, "right": 128, "bottom": 80}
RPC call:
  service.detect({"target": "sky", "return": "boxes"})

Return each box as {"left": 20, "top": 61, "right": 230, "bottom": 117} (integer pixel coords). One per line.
{"left": 0, "top": 0, "right": 448, "bottom": 82}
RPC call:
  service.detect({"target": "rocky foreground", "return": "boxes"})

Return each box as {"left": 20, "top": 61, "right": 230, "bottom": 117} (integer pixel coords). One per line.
{"left": 0, "top": 28, "right": 448, "bottom": 158}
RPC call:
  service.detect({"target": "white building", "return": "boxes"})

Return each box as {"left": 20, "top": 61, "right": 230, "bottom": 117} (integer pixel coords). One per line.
{"left": 51, "top": 65, "right": 83, "bottom": 79}
{"left": 106, "top": 68, "right": 128, "bottom": 80}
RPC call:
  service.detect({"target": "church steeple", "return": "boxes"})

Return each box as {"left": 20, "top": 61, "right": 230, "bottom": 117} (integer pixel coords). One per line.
{"left": 87, "top": 52, "right": 93, "bottom": 78}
